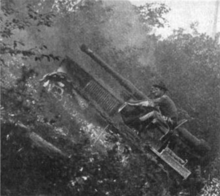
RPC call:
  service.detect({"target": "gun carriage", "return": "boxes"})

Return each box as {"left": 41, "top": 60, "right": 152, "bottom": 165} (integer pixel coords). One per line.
{"left": 40, "top": 44, "right": 210, "bottom": 183}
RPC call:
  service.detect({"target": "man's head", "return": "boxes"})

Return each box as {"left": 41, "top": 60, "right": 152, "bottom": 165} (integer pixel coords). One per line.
{"left": 151, "top": 82, "right": 168, "bottom": 97}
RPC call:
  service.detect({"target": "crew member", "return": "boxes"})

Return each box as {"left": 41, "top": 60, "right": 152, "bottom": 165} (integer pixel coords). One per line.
{"left": 139, "top": 81, "right": 178, "bottom": 128}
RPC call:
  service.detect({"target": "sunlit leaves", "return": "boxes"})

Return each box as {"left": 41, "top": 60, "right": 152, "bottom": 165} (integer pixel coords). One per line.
{"left": 52, "top": 0, "right": 86, "bottom": 13}
{"left": 201, "top": 178, "right": 220, "bottom": 196}
{"left": 136, "top": 3, "right": 170, "bottom": 28}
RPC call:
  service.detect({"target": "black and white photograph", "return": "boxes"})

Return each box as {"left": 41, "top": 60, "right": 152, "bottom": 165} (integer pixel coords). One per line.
{"left": 1, "top": 0, "right": 220, "bottom": 195}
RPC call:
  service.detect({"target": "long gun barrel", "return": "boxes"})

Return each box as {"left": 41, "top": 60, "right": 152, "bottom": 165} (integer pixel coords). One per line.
{"left": 80, "top": 44, "right": 211, "bottom": 155}
{"left": 178, "top": 128, "right": 211, "bottom": 154}
{"left": 80, "top": 44, "right": 149, "bottom": 101}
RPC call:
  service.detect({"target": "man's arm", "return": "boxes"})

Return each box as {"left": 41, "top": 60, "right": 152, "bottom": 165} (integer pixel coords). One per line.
{"left": 152, "top": 96, "right": 165, "bottom": 106}
{"left": 127, "top": 100, "right": 154, "bottom": 107}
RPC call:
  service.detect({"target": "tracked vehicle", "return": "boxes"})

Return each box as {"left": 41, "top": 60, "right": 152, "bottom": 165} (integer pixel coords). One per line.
{"left": 40, "top": 44, "right": 210, "bottom": 183}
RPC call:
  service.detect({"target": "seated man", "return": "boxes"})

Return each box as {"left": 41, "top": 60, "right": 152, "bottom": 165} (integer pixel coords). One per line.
{"left": 124, "top": 82, "right": 178, "bottom": 130}
{"left": 139, "top": 82, "right": 178, "bottom": 129}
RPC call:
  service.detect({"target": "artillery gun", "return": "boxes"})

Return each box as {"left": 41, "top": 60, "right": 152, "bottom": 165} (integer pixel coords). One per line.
{"left": 79, "top": 45, "right": 210, "bottom": 154}
{"left": 39, "top": 44, "right": 210, "bottom": 184}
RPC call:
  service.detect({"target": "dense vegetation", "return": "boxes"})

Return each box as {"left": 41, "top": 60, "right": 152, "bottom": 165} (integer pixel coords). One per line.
{"left": 1, "top": 0, "right": 220, "bottom": 195}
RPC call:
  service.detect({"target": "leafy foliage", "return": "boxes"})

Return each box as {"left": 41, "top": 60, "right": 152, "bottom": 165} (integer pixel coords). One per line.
{"left": 136, "top": 3, "right": 170, "bottom": 28}
{"left": 0, "top": 0, "right": 60, "bottom": 66}
{"left": 154, "top": 28, "right": 220, "bottom": 195}
{"left": 1, "top": 0, "right": 220, "bottom": 196}
{"left": 155, "top": 29, "right": 220, "bottom": 145}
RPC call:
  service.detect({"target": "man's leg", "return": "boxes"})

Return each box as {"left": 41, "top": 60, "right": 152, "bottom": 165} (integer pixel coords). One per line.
{"left": 139, "top": 111, "right": 156, "bottom": 121}
{"left": 140, "top": 111, "right": 168, "bottom": 127}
